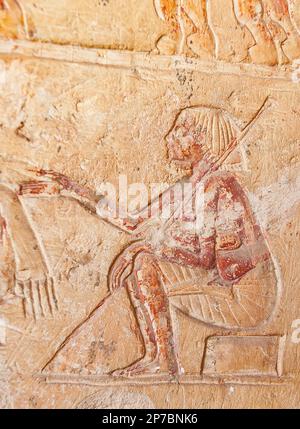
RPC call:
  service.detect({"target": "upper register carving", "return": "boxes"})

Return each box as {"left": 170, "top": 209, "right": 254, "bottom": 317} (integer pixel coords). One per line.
{"left": 0, "top": 0, "right": 34, "bottom": 39}
{"left": 0, "top": 0, "right": 299, "bottom": 66}
{"left": 154, "top": 0, "right": 300, "bottom": 65}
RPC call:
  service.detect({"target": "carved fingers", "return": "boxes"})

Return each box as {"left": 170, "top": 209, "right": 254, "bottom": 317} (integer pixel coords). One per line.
{"left": 15, "top": 275, "right": 59, "bottom": 320}
{"left": 32, "top": 169, "right": 97, "bottom": 201}
{"left": 18, "top": 180, "right": 61, "bottom": 196}
{"left": 109, "top": 257, "right": 134, "bottom": 293}
{"left": 32, "top": 169, "right": 70, "bottom": 188}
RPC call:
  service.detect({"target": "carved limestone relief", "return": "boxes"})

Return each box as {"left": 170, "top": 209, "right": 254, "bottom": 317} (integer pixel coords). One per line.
{"left": 0, "top": 0, "right": 34, "bottom": 39}
{"left": 0, "top": 0, "right": 299, "bottom": 410}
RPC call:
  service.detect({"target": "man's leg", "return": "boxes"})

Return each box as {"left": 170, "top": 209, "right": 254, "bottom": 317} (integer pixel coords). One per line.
{"left": 154, "top": 0, "right": 186, "bottom": 55}
{"left": 233, "top": 0, "right": 278, "bottom": 65}
{"left": 0, "top": 213, "right": 15, "bottom": 297}
{"left": 263, "top": 0, "right": 300, "bottom": 61}
{"left": 0, "top": 185, "right": 56, "bottom": 318}
{"left": 0, "top": 185, "right": 46, "bottom": 277}
{"left": 184, "top": 0, "right": 215, "bottom": 57}
{"left": 112, "top": 253, "right": 181, "bottom": 377}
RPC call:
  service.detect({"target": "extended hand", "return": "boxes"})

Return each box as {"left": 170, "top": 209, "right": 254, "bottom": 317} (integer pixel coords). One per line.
{"left": 33, "top": 169, "right": 92, "bottom": 199}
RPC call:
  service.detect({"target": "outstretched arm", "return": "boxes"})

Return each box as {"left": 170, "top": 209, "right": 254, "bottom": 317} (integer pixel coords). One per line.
{"left": 16, "top": 169, "right": 144, "bottom": 234}
{"left": 18, "top": 168, "right": 206, "bottom": 240}
{"left": 21, "top": 169, "right": 187, "bottom": 235}
{"left": 19, "top": 169, "right": 143, "bottom": 232}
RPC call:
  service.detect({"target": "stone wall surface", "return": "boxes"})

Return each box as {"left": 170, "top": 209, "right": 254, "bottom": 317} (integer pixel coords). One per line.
{"left": 0, "top": 0, "right": 300, "bottom": 409}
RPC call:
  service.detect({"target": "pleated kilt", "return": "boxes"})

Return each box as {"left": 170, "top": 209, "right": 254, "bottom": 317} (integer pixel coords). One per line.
{"left": 157, "top": 258, "right": 277, "bottom": 329}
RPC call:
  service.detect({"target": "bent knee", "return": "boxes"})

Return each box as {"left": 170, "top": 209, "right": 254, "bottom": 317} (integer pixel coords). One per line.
{"left": 134, "top": 252, "right": 156, "bottom": 269}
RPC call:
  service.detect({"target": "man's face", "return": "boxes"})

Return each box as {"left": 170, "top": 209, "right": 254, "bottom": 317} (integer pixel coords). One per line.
{"left": 166, "top": 119, "right": 206, "bottom": 166}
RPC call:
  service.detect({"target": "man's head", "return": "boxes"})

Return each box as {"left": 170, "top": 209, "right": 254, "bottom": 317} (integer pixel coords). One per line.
{"left": 165, "top": 106, "right": 239, "bottom": 168}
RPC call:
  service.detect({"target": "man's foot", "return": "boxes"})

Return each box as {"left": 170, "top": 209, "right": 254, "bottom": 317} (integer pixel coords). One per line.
{"left": 282, "top": 37, "right": 300, "bottom": 62}
{"left": 249, "top": 41, "right": 278, "bottom": 66}
{"left": 111, "top": 357, "right": 161, "bottom": 377}
{"left": 154, "top": 35, "right": 177, "bottom": 55}
{"left": 187, "top": 29, "right": 215, "bottom": 59}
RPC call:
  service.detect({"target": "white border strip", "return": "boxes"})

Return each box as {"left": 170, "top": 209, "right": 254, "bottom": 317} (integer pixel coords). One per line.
{"left": 0, "top": 39, "right": 296, "bottom": 82}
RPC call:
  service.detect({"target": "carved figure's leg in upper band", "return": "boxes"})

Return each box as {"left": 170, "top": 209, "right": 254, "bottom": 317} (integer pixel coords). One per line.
{"left": 184, "top": 0, "right": 215, "bottom": 58}
{"left": 233, "top": 0, "right": 278, "bottom": 65}
{"left": 154, "top": 0, "right": 182, "bottom": 55}
{"left": 263, "top": 0, "right": 300, "bottom": 61}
